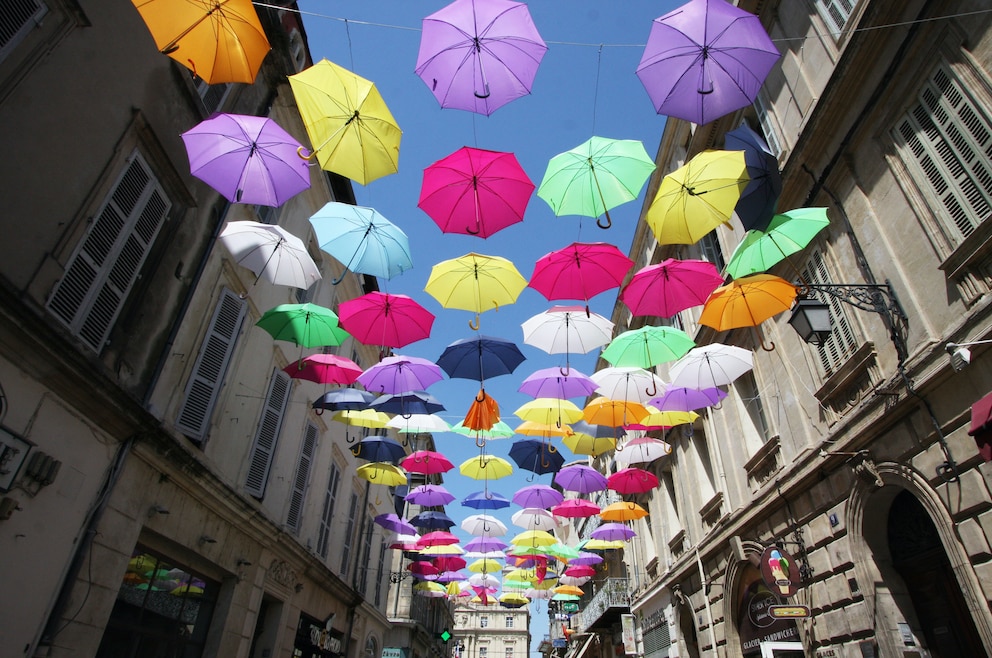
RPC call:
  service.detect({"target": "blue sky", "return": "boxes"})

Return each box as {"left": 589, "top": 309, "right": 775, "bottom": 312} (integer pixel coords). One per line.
{"left": 296, "top": 1, "right": 680, "bottom": 651}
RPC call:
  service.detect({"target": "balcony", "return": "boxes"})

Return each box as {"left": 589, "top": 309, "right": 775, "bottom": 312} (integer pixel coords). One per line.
{"left": 578, "top": 578, "right": 631, "bottom": 632}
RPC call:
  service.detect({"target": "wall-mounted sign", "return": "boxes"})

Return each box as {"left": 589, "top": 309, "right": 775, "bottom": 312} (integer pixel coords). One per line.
{"left": 768, "top": 605, "right": 811, "bottom": 619}
{"left": 552, "top": 639, "right": 567, "bottom": 648}
{"left": 562, "top": 603, "right": 579, "bottom": 612}
{"left": 759, "top": 546, "right": 801, "bottom": 598}
{"left": 621, "top": 614, "right": 636, "bottom": 654}
{"left": 382, "top": 648, "right": 407, "bottom": 658}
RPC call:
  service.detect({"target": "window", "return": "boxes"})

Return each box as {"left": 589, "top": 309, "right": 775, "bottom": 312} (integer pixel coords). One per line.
{"left": 1, "top": 0, "right": 47, "bottom": 63}
{"left": 814, "top": 0, "right": 856, "bottom": 34}
{"left": 505, "top": 646, "right": 514, "bottom": 658}
{"left": 97, "top": 548, "right": 218, "bottom": 657}
{"left": 315, "top": 463, "right": 341, "bottom": 558}
{"left": 732, "top": 371, "right": 770, "bottom": 450}
{"left": 192, "top": 72, "right": 231, "bottom": 114}
{"left": 374, "top": 537, "right": 386, "bottom": 606}
{"left": 753, "top": 93, "right": 782, "bottom": 158}
{"left": 801, "top": 250, "right": 858, "bottom": 375}
{"left": 47, "top": 151, "right": 171, "bottom": 352}
{"left": 286, "top": 423, "right": 318, "bottom": 533}
{"left": 243, "top": 369, "right": 291, "bottom": 498}
{"left": 175, "top": 289, "right": 246, "bottom": 441}
{"left": 892, "top": 62, "right": 992, "bottom": 246}
{"left": 255, "top": 204, "right": 279, "bottom": 225}
{"left": 480, "top": 616, "right": 489, "bottom": 628}
{"left": 698, "top": 230, "right": 725, "bottom": 273}
{"left": 505, "top": 616, "right": 514, "bottom": 628}
{"left": 340, "top": 492, "right": 359, "bottom": 576}
{"left": 479, "top": 648, "right": 488, "bottom": 658}
{"left": 288, "top": 29, "right": 308, "bottom": 71}
{"left": 358, "top": 515, "right": 374, "bottom": 593}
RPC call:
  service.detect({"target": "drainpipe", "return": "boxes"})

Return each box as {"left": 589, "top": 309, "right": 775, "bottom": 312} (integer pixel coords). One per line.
{"left": 695, "top": 546, "right": 718, "bottom": 658}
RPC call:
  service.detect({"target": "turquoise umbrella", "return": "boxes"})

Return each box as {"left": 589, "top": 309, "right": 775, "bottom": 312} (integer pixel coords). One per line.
{"left": 725, "top": 207, "right": 830, "bottom": 279}
{"left": 309, "top": 202, "right": 413, "bottom": 284}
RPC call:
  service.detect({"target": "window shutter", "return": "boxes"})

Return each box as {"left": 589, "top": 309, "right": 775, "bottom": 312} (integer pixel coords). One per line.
{"left": 244, "top": 369, "right": 291, "bottom": 498}
{"left": 1, "top": 0, "right": 46, "bottom": 62}
{"left": 753, "top": 93, "right": 782, "bottom": 157}
{"left": 286, "top": 422, "right": 318, "bottom": 533}
{"left": 803, "top": 250, "right": 858, "bottom": 375}
{"left": 340, "top": 491, "right": 359, "bottom": 575}
{"left": 175, "top": 289, "right": 246, "bottom": 441}
{"left": 48, "top": 151, "right": 170, "bottom": 352}
{"left": 815, "top": 0, "right": 855, "bottom": 33}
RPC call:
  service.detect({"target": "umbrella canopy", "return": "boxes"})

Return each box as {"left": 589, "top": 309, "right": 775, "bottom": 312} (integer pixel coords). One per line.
{"left": 601, "top": 325, "right": 696, "bottom": 370}
{"left": 518, "top": 367, "right": 599, "bottom": 400}
{"left": 389, "top": 415, "right": 452, "bottom": 436}
{"left": 312, "top": 388, "right": 375, "bottom": 413}
{"left": 614, "top": 437, "right": 673, "bottom": 466}
{"left": 521, "top": 306, "right": 614, "bottom": 356}
{"left": 408, "top": 561, "right": 441, "bottom": 577}
{"left": 256, "top": 303, "right": 349, "bottom": 348}
{"left": 551, "top": 499, "right": 601, "bottom": 519}
{"left": 725, "top": 124, "right": 783, "bottom": 231}
{"left": 375, "top": 513, "right": 417, "bottom": 535}
{"left": 646, "top": 149, "right": 749, "bottom": 245}
{"left": 508, "top": 439, "right": 565, "bottom": 475}
{"left": 462, "top": 514, "right": 508, "bottom": 536}
{"left": 283, "top": 354, "right": 362, "bottom": 386}
{"left": 462, "top": 490, "right": 512, "bottom": 510}
{"left": 528, "top": 242, "right": 635, "bottom": 305}
{"left": 419, "top": 146, "right": 535, "bottom": 237}
{"left": 620, "top": 258, "right": 725, "bottom": 318}
{"left": 511, "top": 530, "right": 558, "bottom": 547}
{"left": 636, "top": 0, "right": 780, "bottom": 125}
{"left": 405, "top": 484, "right": 456, "bottom": 507}
{"left": 356, "top": 462, "right": 407, "bottom": 486}
{"left": 515, "top": 421, "right": 572, "bottom": 438}
{"left": 668, "top": 344, "right": 754, "bottom": 389}
{"left": 371, "top": 390, "right": 446, "bottom": 415}
{"left": 459, "top": 455, "right": 514, "bottom": 480}
{"left": 698, "top": 274, "right": 798, "bottom": 332}
{"left": 451, "top": 420, "right": 515, "bottom": 440}
{"left": 591, "top": 367, "right": 667, "bottom": 405}
{"left": 468, "top": 573, "right": 501, "bottom": 589}
{"left": 411, "top": 514, "right": 457, "bottom": 532}
{"left": 218, "top": 221, "right": 320, "bottom": 291}
{"left": 351, "top": 436, "right": 406, "bottom": 465}
{"left": 132, "top": 0, "right": 269, "bottom": 84}
{"left": 600, "top": 501, "right": 649, "bottom": 522}
{"left": 554, "top": 464, "right": 608, "bottom": 494}
{"left": 590, "top": 523, "right": 636, "bottom": 542}
{"left": 607, "top": 467, "right": 660, "bottom": 495}
{"left": 358, "top": 356, "right": 444, "bottom": 394}
{"left": 400, "top": 450, "right": 455, "bottom": 475}
{"left": 181, "top": 114, "right": 310, "bottom": 207}
{"left": 512, "top": 508, "right": 558, "bottom": 532}
{"left": 435, "top": 556, "right": 468, "bottom": 572}
{"left": 554, "top": 585, "right": 585, "bottom": 597}
{"left": 465, "top": 538, "right": 509, "bottom": 554}
{"left": 415, "top": 0, "right": 547, "bottom": 115}
{"left": 338, "top": 292, "right": 435, "bottom": 349}
{"left": 514, "top": 398, "right": 584, "bottom": 427}
{"left": 288, "top": 59, "right": 401, "bottom": 185}
{"left": 332, "top": 409, "right": 390, "bottom": 429}
{"left": 309, "top": 202, "right": 413, "bottom": 283}
{"left": 437, "top": 335, "right": 526, "bottom": 382}
{"left": 627, "top": 407, "right": 698, "bottom": 431}
{"left": 649, "top": 386, "right": 728, "bottom": 412}
{"left": 725, "top": 208, "right": 831, "bottom": 279}
{"left": 569, "top": 551, "right": 605, "bottom": 567}
{"left": 583, "top": 398, "right": 650, "bottom": 428}
{"left": 512, "top": 484, "right": 564, "bottom": 509}
{"left": 537, "top": 137, "right": 656, "bottom": 229}
{"left": 425, "top": 253, "right": 528, "bottom": 329}
{"left": 562, "top": 425, "right": 616, "bottom": 457}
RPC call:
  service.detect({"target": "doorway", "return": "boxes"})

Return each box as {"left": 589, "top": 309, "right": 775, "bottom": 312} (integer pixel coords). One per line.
{"left": 759, "top": 641, "right": 804, "bottom": 658}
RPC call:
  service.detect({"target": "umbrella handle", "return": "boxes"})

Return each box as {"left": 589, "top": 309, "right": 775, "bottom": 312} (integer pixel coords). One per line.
{"left": 469, "top": 315, "right": 480, "bottom": 331}
{"left": 297, "top": 146, "right": 316, "bottom": 161}
{"left": 559, "top": 365, "right": 571, "bottom": 376}
{"left": 345, "top": 432, "right": 357, "bottom": 444}
{"left": 331, "top": 271, "right": 347, "bottom": 285}
{"left": 526, "top": 472, "right": 536, "bottom": 483}
{"left": 596, "top": 210, "right": 612, "bottom": 230}
{"left": 761, "top": 338, "right": 776, "bottom": 352}
{"left": 645, "top": 379, "right": 658, "bottom": 398}
{"left": 475, "top": 435, "right": 487, "bottom": 449}
{"left": 314, "top": 407, "right": 324, "bottom": 416}
{"left": 350, "top": 445, "right": 360, "bottom": 457}
{"left": 476, "top": 390, "right": 487, "bottom": 403}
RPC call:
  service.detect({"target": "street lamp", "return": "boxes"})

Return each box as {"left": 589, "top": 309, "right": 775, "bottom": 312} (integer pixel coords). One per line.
{"left": 946, "top": 339, "right": 992, "bottom": 371}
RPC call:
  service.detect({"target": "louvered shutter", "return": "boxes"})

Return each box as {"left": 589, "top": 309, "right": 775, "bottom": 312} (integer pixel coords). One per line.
{"left": 286, "top": 422, "right": 318, "bottom": 533}
{"left": 815, "top": 0, "right": 855, "bottom": 33}
{"left": 175, "top": 289, "right": 246, "bottom": 441}
{"left": 1, "top": 0, "right": 46, "bottom": 62}
{"left": 244, "top": 370, "right": 291, "bottom": 498}
{"left": 340, "top": 492, "right": 359, "bottom": 575}
{"left": 803, "top": 251, "right": 858, "bottom": 375}
{"left": 316, "top": 463, "right": 341, "bottom": 558}
{"left": 47, "top": 151, "right": 170, "bottom": 352}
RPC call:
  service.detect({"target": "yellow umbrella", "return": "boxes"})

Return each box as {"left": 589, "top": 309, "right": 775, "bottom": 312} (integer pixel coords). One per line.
{"left": 504, "top": 569, "right": 539, "bottom": 583}
{"left": 634, "top": 407, "right": 699, "bottom": 429}
{"left": 468, "top": 558, "right": 503, "bottom": 573}
{"left": 514, "top": 398, "right": 584, "bottom": 427}
{"left": 511, "top": 530, "right": 558, "bottom": 547}
{"left": 356, "top": 462, "right": 407, "bottom": 486}
{"left": 500, "top": 593, "right": 530, "bottom": 606}
{"left": 132, "top": 0, "right": 270, "bottom": 84}
{"left": 458, "top": 455, "right": 514, "bottom": 480}
{"left": 516, "top": 421, "right": 573, "bottom": 438}
{"left": 420, "top": 544, "right": 465, "bottom": 556}
{"left": 600, "top": 501, "right": 649, "bottom": 522}
{"left": 425, "top": 253, "right": 527, "bottom": 330}
{"left": 646, "top": 150, "right": 749, "bottom": 245}
{"left": 288, "top": 59, "right": 402, "bottom": 185}
{"left": 553, "top": 585, "right": 585, "bottom": 597}
{"left": 446, "top": 582, "right": 462, "bottom": 597}
{"left": 332, "top": 409, "right": 391, "bottom": 428}
{"left": 582, "top": 398, "right": 649, "bottom": 427}
{"left": 562, "top": 429, "right": 616, "bottom": 456}
{"left": 582, "top": 538, "right": 625, "bottom": 551}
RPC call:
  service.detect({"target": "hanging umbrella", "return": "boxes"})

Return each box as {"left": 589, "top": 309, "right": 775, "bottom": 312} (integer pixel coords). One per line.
{"left": 558, "top": 575, "right": 592, "bottom": 588}
{"left": 725, "top": 124, "right": 783, "bottom": 231}
{"left": 563, "top": 566, "right": 597, "bottom": 579}
{"left": 524, "top": 587, "right": 555, "bottom": 600}
{"left": 600, "top": 501, "right": 649, "bottom": 522}
{"left": 465, "top": 538, "right": 509, "bottom": 555}
{"left": 581, "top": 539, "right": 625, "bottom": 552}
{"left": 551, "top": 499, "right": 601, "bottom": 519}
{"left": 698, "top": 274, "right": 797, "bottom": 338}
{"left": 591, "top": 367, "right": 667, "bottom": 405}
{"left": 415, "top": 0, "right": 547, "bottom": 115}
{"left": 601, "top": 326, "right": 695, "bottom": 370}
{"left": 419, "top": 146, "right": 535, "bottom": 237}
{"left": 356, "top": 462, "right": 408, "bottom": 486}
{"left": 468, "top": 573, "right": 502, "bottom": 589}
{"left": 613, "top": 437, "right": 672, "bottom": 466}
{"left": 452, "top": 420, "right": 515, "bottom": 440}
{"left": 516, "top": 421, "right": 572, "bottom": 438}
{"left": 218, "top": 221, "right": 320, "bottom": 291}
{"left": 409, "top": 561, "right": 441, "bottom": 577}
{"left": 400, "top": 450, "right": 455, "bottom": 475}
{"left": 312, "top": 388, "right": 375, "bottom": 413}
{"left": 256, "top": 303, "right": 349, "bottom": 347}
{"left": 288, "top": 59, "right": 401, "bottom": 185}
{"left": 332, "top": 409, "right": 391, "bottom": 429}
{"left": 411, "top": 514, "right": 458, "bottom": 532}
{"left": 508, "top": 439, "right": 565, "bottom": 476}
{"left": 607, "top": 467, "right": 660, "bottom": 495}
{"left": 537, "top": 137, "right": 656, "bottom": 229}
{"left": 627, "top": 408, "right": 698, "bottom": 431}
{"left": 521, "top": 306, "right": 614, "bottom": 358}
{"left": 462, "top": 490, "right": 512, "bottom": 510}
{"left": 619, "top": 258, "right": 725, "bottom": 318}
{"left": 553, "top": 464, "right": 608, "bottom": 494}
{"left": 132, "top": 0, "right": 270, "bottom": 84}
{"left": 636, "top": 0, "right": 780, "bottom": 125}
{"left": 459, "top": 455, "right": 514, "bottom": 480}
{"left": 405, "top": 484, "right": 456, "bottom": 507}
{"left": 562, "top": 423, "right": 616, "bottom": 457}
{"left": 420, "top": 543, "right": 465, "bottom": 557}
{"left": 389, "top": 534, "right": 421, "bottom": 551}
{"left": 569, "top": 551, "right": 605, "bottom": 567}
{"left": 511, "top": 530, "right": 558, "bottom": 548}
{"left": 181, "top": 114, "right": 310, "bottom": 207}
{"left": 425, "top": 253, "right": 528, "bottom": 330}
{"left": 462, "top": 514, "right": 508, "bottom": 537}
{"left": 338, "top": 292, "right": 435, "bottom": 349}
{"left": 351, "top": 435, "right": 407, "bottom": 465}
{"left": 435, "top": 556, "right": 468, "bottom": 572}
{"left": 512, "top": 484, "right": 564, "bottom": 509}
{"left": 500, "top": 593, "right": 530, "bottom": 608}
{"left": 283, "top": 354, "right": 362, "bottom": 386}
{"left": 583, "top": 398, "right": 650, "bottom": 428}
{"left": 389, "top": 416, "right": 452, "bottom": 437}
{"left": 554, "top": 585, "right": 585, "bottom": 597}
{"left": 358, "top": 356, "right": 444, "bottom": 395}
{"left": 309, "top": 202, "right": 413, "bottom": 284}
{"left": 725, "top": 208, "right": 831, "bottom": 279}
{"left": 414, "top": 581, "right": 448, "bottom": 597}
{"left": 646, "top": 149, "right": 749, "bottom": 245}
{"left": 375, "top": 513, "right": 418, "bottom": 535}
{"left": 649, "top": 386, "right": 727, "bottom": 412}
{"left": 514, "top": 398, "right": 584, "bottom": 427}
{"left": 528, "top": 243, "right": 635, "bottom": 307}
{"left": 512, "top": 508, "right": 558, "bottom": 532}
{"left": 668, "top": 344, "right": 754, "bottom": 389}
{"left": 371, "top": 390, "right": 446, "bottom": 416}
{"left": 463, "top": 389, "right": 502, "bottom": 433}
{"left": 518, "top": 367, "right": 599, "bottom": 400}
{"left": 590, "top": 523, "right": 636, "bottom": 542}
{"left": 437, "top": 335, "right": 526, "bottom": 382}
{"left": 417, "top": 530, "right": 461, "bottom": 547}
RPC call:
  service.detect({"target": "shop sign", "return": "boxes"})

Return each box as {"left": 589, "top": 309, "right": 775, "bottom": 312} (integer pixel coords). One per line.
{"left": 552, "top": 640, "right": 567, "bottom": 648}
{"left": 562, "top": 603, "right": 579, "bottom": 612}
{"left": 621, "top": 614, "right": 636, "bottom": 654}
{"left": 309, "top": 625, "right": 342, "bottom": 654}
{"left": 382, "top": 648, "right": 407, "bottom": 658}
{"left": 769, "top": 605, "right": 811, "bottom": 619}
{"left": 759, "top": 546, "right": 801, "bottom": 598}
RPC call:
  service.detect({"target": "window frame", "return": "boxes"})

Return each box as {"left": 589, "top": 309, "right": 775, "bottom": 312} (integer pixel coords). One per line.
{"left": 315, "top": 461, "right": 341, "bottom": 559}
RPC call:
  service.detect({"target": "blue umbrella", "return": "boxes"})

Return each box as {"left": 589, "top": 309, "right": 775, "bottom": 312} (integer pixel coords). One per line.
{"left": 351, "top": 435, "right": 407, "bottom": 465}
{"left": 312, "top": 388, "right": 375, "bottom": 414}
{"left": 370, "top": 390, "right": 446, "bottom": 416}
{"left": 410, "top": 511, "right": 456, "bottom": 530}
{"left": 462, "top": 490, "right": 512, "bottom": 510}
{"left": 725, "top": 124, "right": 782, "bottom": 232}
{"left": 437, "top": 335, "right": 526, "bottom": 382}
{"left": 309, "top": 202, "right": 413, "bottom": 284}
{"left": 508, "top": 439, "right": 565, "bottom": 476}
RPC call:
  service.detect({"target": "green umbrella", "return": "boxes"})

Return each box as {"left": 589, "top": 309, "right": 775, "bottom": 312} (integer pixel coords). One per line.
{"left": 725, "top": 207, "right": 830, "bottom": 279}
{"left": 601, "top": 326, "right": 696, "bottom": 370}
{"left": 256, "top": 303, "right": 350, "bottom": 348}
{"left": 545, "top": 543, "right": 582, "bottom": 561}
{"left": 451, "top": 420, "right": 515, "bottom": 439}
{"left": 537, "top": 136, "right": 656, "bottom": 229}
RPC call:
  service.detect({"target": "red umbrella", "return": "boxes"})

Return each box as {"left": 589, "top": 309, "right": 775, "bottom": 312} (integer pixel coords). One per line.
{"left": 564, "top": 565, "right": 597, "bottom": 578}
{"left": 619, "top": 258, "right": 724, "bottom": 318}
{"left": 433, "top": 556, "right": 468, "bottom": 572}
{"left": 338, "top": 292, "right": 435, "bottom": 350}
{"left": 607, "top": 467, "right": 660, "bottom": 495}
{"left": 401, "top": 451, "right": 455, "bottom": 475}
{"left": 408, "top": 561, "right": 440, "bottom": 577}
{"left": 551, "top": 499, "right": 601, "bottom": 518}
{"left": 282, "top": 354, "right": 362, "bottom": 385}
{"left": 529, "top": 242, "right": 635, "bottom": 309}
{"left": 418, "top": 146, "right": 535, "bottom": 238}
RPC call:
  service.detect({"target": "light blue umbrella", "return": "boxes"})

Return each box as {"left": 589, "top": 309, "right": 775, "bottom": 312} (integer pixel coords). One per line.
{"left": 309, "top": 202, "right": 413, "bottom": 283}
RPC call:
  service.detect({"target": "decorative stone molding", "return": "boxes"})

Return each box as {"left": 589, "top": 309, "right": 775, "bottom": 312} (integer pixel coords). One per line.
{"left": 668, "top": 529, "right": 687, "bottom": 558}
{"left": 744, "top": 435, "right": 781, "bottom": 488}
{"left": 268, "top": 559, "right": 297, "bottom": 587}
{"left": 815, "top": 342, "right": 879, "bottom": 415}
{"left": 699, "top": 491, "right": 724, "bottom": 528}
{"left": 852, "top": 454, "right": 885, "bottom": 489}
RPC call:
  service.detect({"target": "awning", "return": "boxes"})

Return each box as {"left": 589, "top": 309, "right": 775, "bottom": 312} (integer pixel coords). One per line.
{"left": 968, "top": 390, "right": 992, "bottom": 462}
{"left": 565, "top": 633, "right": 597, "bottom": 658}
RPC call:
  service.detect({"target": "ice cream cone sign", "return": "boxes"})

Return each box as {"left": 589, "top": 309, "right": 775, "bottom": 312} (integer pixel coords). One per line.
{"left": 759, "top": 545, "right": 801, "bottom": 598}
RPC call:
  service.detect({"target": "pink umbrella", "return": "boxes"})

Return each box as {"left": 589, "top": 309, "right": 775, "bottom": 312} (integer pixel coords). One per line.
{"left": 405, "top": 484, "right": 456, "bottom": 507}
{"left": 409, "top": 561, "right": 440, "bottom": 577}
{"left": 401, "top": 451, "right": 455, "bottom": 475}
{"left": 433, "top": 556, "right": 468, "bottom": 572}
{"left": 551, "top": 499, "right": 600, "bottom": 519}
{"left": 554, "top": 464, "right": 608, "bottom": 494}
{"left": 564, "top": 565, "right": 597, "bottom": 578}
{"left": 338, "top": 292, "right": 435, "bottom": 350}
{"left": 607, "top": 468, "right": 660, "bottom": 495}
{"left": 419, "top": 146, "right": 535, "bottom": 238}
{"left": 649, "top": 386, "right": 727, "bottom": 412}
{"left": 418, "top": 531, "right": 461, "bottom": 548}
{"left": 282, "top": 354, "right": 362, "bottom": 385}
{"left": 518, "top": 367, "right": 599, "bottom": 400}
{"left": 529, "top": 242, "right": 635, "bottom": 309}
{"left": 357, "top": 355, "right": 444, "bottom": 394}
{"left": 619, "top": 258, "right": 724, "bottom": 318}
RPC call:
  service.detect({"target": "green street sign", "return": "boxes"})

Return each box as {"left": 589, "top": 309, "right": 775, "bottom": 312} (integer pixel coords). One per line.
{"left": 563, "top": 603, "right": 579, "bottom": 612}
{"left": 440, "top": 630, "right": 452, "bottom": 643}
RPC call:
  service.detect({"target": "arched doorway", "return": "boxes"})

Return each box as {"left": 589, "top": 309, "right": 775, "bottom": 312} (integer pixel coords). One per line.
{"left": 678, "top": 602, "right": 701, "bottom": 658}
{"left": 735, "top": 563, "right": 802, "bottom": 657}
{"left": 887, "top": 490, "right": 984, "bottom": 656}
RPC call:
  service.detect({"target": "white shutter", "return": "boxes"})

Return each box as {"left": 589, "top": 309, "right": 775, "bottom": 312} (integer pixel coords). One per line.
{"left": 244, "top": 369, "right": 291, "bottom": 498}
{"left": 1, "top": 0, "right": 46, "bottom": 62}
{"left": 316, "top": 463, "right": 341, "bottom": 558}
{"left": 803, "top": 250, "right": 858, "bottom": 375}
{"left": 286, "top": 422, "right": 318, "bottom": 533}
{"left": 175, "top": 289, "right": 246, "bottom": 441}
{"left": 815, "top": 0, "right": 855, "bottom": 33}
{"left": 47, "top": 151, "right": 170, "bottom": 352}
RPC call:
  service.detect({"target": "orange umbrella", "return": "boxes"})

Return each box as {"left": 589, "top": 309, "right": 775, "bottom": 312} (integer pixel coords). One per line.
{"left": 554, "top": 585, "right": 585, "bottom": 597}
{"left": 583, "top": 398, "right": 649, "bottom": 428}
{"left": 698, "top": 274, "right": 797, "bottom": 342}
{"left": 600, "top": 501, "right": 649, "bottom": 522}
{"left": 463, "top": 390, "right": 500, "bottom": 431}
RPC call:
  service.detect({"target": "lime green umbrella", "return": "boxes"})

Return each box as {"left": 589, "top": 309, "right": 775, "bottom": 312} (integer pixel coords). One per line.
{"left": 537, "top": 136, "right": 656, "bottom": 229}
{"left": 451, "top": 420, "right": 515, "bottom": 439}
{"left": 545, "top": 543, "right": 582, "bottom": 561}
{"left": 725, "top": 207, "right": 830, "bottom": 279}
{"left": 601, "top": 326, "right": 696, "bottom": 370}
{"left": 256, "top": 303, "right": 350, "bottom": 347}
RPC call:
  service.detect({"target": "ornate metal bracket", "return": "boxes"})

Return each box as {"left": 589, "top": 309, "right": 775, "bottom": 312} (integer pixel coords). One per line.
{"left": 801, "top": 280, "right": 909, "bottom": 363}
{"left": 389, "top": 571, "right": 412, "bottom": 584}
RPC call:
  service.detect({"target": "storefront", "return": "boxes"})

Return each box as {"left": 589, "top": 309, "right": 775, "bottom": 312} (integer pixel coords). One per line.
{"left": 294, "top": 612, "right": 345, "bottom": 658}
{"left": 736, "top": 563, "right": 802, "bottom": 658}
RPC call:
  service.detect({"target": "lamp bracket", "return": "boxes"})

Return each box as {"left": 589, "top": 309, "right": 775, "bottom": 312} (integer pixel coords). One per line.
{"left": 801, "top": 280, "right": 908, "bottom": 362}
{"left": 389, "top": 571, "right": 412, "bottom": 584}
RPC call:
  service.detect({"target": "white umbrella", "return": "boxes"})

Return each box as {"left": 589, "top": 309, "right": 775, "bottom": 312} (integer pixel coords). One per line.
{"left": 465, "top": 550, "right": 507, "bottom": 560}
{"left": 386, "top": 413, "right": 451, "bottom": 434}
{"left": 558, "top": 575, "right": 592, "bottom": 587}
{"left": 668, "top": 344, "right": 754, "bottom": 389}
{"left": 511, "top": 507, "right": 559, "bottom": 532}
{"left": 461, "top": 514, "right": 509, "bottom": 537}
{"left": 521, "top": 305, "right": 614, "bottom": 355}
{"left": 218, "top": 221, "right": 320, "bottom": 290}
{"left": 614, "top": 437, "right": 672, "bottom": 466}
{"left": 468, "top": 573, "right": 501, "bottom": 589}
{"left": 524, "top": 587, "right": 554, "bottom": 600}
{"left": 591, "top": 366, "right": 667, "bottom": 404}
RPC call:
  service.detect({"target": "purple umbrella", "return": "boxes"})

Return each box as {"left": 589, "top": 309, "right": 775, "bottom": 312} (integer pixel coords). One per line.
{"left": 462, "top": 490, "right": 512, "bottom": 510}
{"left": 554, "top": 464, "right": 608, "bottom": 494}
{"left": 590, "top": 522, "right": 637, "bottom": 542}
{"left": 357, "top": 355, "right": 444, "bottom": 394}
{"left": 649, "top": 386, "right": 728, "bottom": 412}
{"left": 512, "top": 484, "right": 564, "bottom": 509}
{"left": 436, "top": 570, "right": 468, "bottom": 583}
{"left": 374, "top": 513, "right": 417, "bottom": 536}
{"left": 181, "top": 113, "right": 311, "bottom": 206}
{"left": 568, "top": 551, "right": 605, "bottom": 567}
{"left": 518, "top": 367, "right": 599, "bottom": 400}
{"left": 636, "top": 0, "right": 780, "bottom": 125}
{"left": 415, "top": 0, "right": 548, "bottom": 116}
{"left": 405, "top": 484, "right": 456, "bottom": 507}
{"left": 465, "top": 536, "right": 510, "bottom": 553}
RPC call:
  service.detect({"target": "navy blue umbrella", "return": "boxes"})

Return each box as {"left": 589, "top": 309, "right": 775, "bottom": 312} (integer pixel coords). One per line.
{"left": 312, "top": 388, "right": 375, "bottom": 414}
{"left": 409, "top": 510, "right": 456, "bottom": 530}
{"left": 725, "top": 124, "right": 782, "bottom": 232}
{"left": 508, "top": 438, "right": 565, "bottom": 476}
{"left": 437, "top": 335, "right": 526, "bottom": 382}
{"left": 461, "top": 490, "right": 512, "bottom": 510}
{"left": 370, "top": 390, "right": 446, "bottom": 416}
{"left": 351, "top": 435, "right": 407, "bottom": 465}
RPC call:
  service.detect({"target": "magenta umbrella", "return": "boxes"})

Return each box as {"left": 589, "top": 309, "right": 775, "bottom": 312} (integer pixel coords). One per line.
{"left": 590, "top": 523, "right": 636, "bottom": 542}
{"left": 511, "top": 484, "right": 564, "bottom": 509}
{"left": 619, "top": 258, "right": 724, "bottom": 318}
{"left": 338, "top": 292, "right": 435, "bottom": 350}
{"left": 401, "top": 451, "right": 456, "bottom": 475}
{"left": 554, "top": 464, "right": 608, "bottom": 494}
{"left": 357, "top": 355, "right": 444, "bottom": 394}
{"left": 607, "top": 467, "right": 660, "bottom": 495}
{"left": 550, "top": 499, "right": 601, "bottom": 519}
{"left": 649, "top": 386, "right": 727, "bottom": 412}
{"left": 518, "top": 367, "right": 599, "bottom": 400}
{"left": 529, "top": 242, "right": 635, "bottom": 310}
{"left": 415, "top": 0, "right": 548, "bottom": 116}
{"left": 419, "top": 146, "right": 535, "bottom": 238}
{"left": 181, "top": 113, "right": 311, "bottom": 206}
{"left": 405, "top": 484, "right": 456, "bottom": 507}
{"left": 282, "top": 354, "right": 362, "bottom": 385}
{"left": 636, "top": 0, "right": 780, "bottom": 125}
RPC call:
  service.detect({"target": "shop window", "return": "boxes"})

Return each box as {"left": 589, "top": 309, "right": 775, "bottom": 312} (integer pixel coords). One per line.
{"left": 97, "top": 548, "right": 218, "bottom": 657}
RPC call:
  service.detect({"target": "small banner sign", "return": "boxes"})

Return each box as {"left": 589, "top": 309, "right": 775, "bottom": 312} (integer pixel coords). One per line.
{"left": 759, "top": 546, "right": 801, "bottom": 598}
{"left": 769, "top": 605, "right": 811, "bottom": 619}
